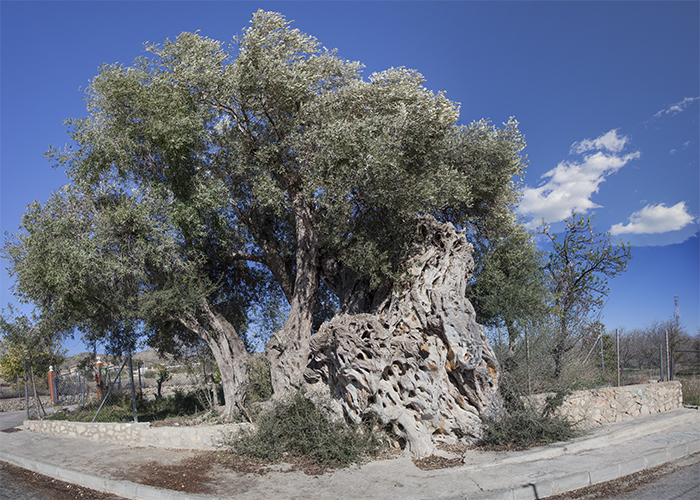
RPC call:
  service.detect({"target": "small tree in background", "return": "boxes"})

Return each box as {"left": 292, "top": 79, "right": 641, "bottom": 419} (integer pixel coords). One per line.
{"left": 540, "top": 213, "right": 631, "bottom": 379}
{"left": 155, "top": 363, "right": 171, "bottom": 400}
{"left": 0, "top": 306, "right": 65, "bottom": 414}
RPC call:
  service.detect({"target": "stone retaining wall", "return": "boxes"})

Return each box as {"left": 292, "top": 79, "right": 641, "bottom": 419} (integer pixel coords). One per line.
{"left": 528, "top": 381, "right": 683, "bottom": 427}
{"left": 0, "top": 396, "right": 53, "bottom": 413}
{"left": 22, "top": 382, "right": 682, "bottom": 449}
{"left": 23, "top": 419, "right": 253, "bottom": 450}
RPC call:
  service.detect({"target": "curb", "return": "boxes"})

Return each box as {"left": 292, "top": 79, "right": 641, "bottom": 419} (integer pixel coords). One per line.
{"left": 0, "top": 451, "right": 213, "bottom": 500}
{"left": 459, "top": 437, "right": 700, "bottom": 500}
{"left": 2, "top": 423, "right": 699, "bottom": 500}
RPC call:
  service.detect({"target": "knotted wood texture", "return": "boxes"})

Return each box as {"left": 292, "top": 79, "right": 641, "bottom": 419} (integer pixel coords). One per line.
{"left": 305, "top": 216, "right": 503, "bottom": 457}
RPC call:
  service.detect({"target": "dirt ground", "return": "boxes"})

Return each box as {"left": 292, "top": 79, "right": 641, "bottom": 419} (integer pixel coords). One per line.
{"left": 1, "top": 461, "right": 125, "bottom": 500}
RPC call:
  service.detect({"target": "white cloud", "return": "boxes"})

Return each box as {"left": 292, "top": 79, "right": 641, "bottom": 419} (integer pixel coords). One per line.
{"left": 570, "top": 129, "right": 628, "bottom": 154}
{"left": 654, "top": 97, "right": 699, "bottom": 118}
{"left": 518, "top": 129, "right": 639, "bottom": 226}
{"left": 610, "top": 202, "right": 696, "bottom": 235}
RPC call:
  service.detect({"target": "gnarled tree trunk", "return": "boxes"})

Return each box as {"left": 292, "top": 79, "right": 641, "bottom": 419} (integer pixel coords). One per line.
{"left": 179, "top": 301, "right": 250, "bottom": 421}
{"left": 266, "top": 194, "right": 319, "bottom": 399}
{"left": 305, "top": 216, "right": 503, "bottom": 457}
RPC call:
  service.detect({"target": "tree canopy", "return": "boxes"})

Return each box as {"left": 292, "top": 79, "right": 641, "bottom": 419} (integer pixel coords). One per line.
{"left": 4, "top": 10, "right": 529, "bottom": 418}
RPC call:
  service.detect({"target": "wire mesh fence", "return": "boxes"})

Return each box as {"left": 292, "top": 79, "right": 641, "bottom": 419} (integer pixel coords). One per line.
{"left": 487, "top": 319, "right": 700, "bottom": 404}
{"left": 54, "top": 369, "right": 92, "bottom": 407}
{"left": 47, "top": 352, "right": 225, "bottom": 423}
{"left": 51, "top": 356, "right": 139, "bottom": 422}
{"left": 89, "top": 355, "right": 139, "bottom": 422}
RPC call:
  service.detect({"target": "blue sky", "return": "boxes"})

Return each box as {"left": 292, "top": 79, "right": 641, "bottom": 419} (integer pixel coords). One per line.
{"left": 1, "top": 1, "right": 698, "bottom": 354}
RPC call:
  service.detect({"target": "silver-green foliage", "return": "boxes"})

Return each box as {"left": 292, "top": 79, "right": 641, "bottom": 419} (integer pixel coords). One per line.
{"left": 48, "top": 10, "right": 526, "bottom": 290}
{"left": 5, "top": 10, "right": 529, "bottom": 405}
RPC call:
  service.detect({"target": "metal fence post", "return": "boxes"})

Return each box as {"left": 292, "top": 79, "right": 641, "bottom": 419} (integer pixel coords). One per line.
{"left": 23, "top": 360, "right": 29, "bottom": 421}
{"left": 128, "top": 354, "right": 138, "bottom": 423}
{"left": 525, "top": 329, "right": 531, "bottom": 395}
{"left": 616, "top": 329, "right": 620, "bottom": 387}
{"left": 665, "top": 329, "right": 671, "bottom": 382}
{"left": 137, "top": 361, "right": 143, "bottom": 395}
{"left": 52, "top": 369, "right": 59, "bottom": 406}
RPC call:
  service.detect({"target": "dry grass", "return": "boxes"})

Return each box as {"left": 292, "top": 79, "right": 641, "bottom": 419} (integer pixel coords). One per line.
{"left": 680, "top": 376, "right": 700, "bottom": 406}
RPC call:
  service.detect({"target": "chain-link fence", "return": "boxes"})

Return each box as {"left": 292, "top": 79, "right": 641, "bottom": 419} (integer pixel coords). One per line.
{"left": 20, "top": 364, "right": 52, "bottom": 419}
{"left": 54, "top": 369, "right": 93, "bottom": 407}
{"left": 488, "top": 319, "right": 700, "bottom": 405}
{"left": 51, "top": 356, "right": 140, "bottom": 422}
{"left": 48, "top": 352, "right": 225, "bottom": 423}
{"left": 89, "top": 355, "right": 139, "bottom": 422}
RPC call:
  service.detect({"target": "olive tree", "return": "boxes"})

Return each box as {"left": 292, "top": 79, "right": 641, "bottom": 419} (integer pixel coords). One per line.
{"left": 5, "top": 11, "right": 528, "bottom": 414}
{"left": 466, "top": 220, "right": 550, "bottom": 362}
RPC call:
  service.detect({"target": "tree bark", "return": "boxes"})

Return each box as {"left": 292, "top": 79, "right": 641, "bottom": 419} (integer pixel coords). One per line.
{"left": 305, "top": 216, "right": 504, "bottom": 457}
{"left": 266, "top": 193, "right": 319, "bottom": 399}
{"left": 319, "top": 255, "right": 391, "bottom": 314}
{"left": 178, "top": 301, "right": 250, "bottom": 421}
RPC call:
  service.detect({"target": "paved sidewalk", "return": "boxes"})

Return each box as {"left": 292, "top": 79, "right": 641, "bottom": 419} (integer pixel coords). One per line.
{"left": 1, "top": 408, "right": 698, "bottom": 500}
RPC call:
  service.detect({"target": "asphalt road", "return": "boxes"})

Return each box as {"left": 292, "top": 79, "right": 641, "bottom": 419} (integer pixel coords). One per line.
{"left": 0, "top": 410, "right": 27, "bottom": 431}
{"left": 602, "top": 461, "right": 700, "bottom": 500}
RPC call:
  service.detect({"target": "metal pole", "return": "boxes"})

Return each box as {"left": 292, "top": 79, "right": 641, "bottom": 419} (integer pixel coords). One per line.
{"left": 601, "top": 334, "right": 605, "bottom": 378}
{"left": 128, "top": 354, "right": 138, "bottom": 422}
{"left": 665, "top": 329, "right": 671, "bottom": 382}
{"left": 526, "top": 329, "right": 531, "bottom": 394}
{"left": 53, "top": 372, "right": 59, "bottom": 406}
{"left": 659, "top": 344, "right": 664, "bottom": 381}
{"left": 24, "top": 360, "right": 30, "bottom": 421}
{"left": 616, "top": 329, "right": 620, "bottom": 387}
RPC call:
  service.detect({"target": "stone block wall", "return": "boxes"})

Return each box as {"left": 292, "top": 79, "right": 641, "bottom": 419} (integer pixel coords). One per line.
{"left": 528, "top": 381, "right": 682, "bottom": 428}
{"left": 23, "top": 419, "right": 252, "bottom": 450}
{"left": 0, "top": 396, "right": 53, "bottom": 413}
{"left": 22, "top": 382, "right": 683, "bottom": 448}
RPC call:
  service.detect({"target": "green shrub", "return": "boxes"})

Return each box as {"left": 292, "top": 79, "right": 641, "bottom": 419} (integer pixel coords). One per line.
{"left": 479, "top": 406, "right": 578, "bottom": 450}
{"left": 479, "top": 379, "right": 579, "bottom": 451}
{"left": 228, "top": 391, "right": 383, "bottom": 468}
